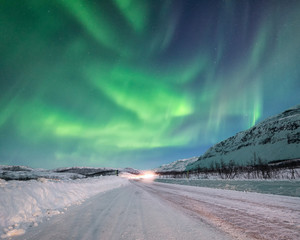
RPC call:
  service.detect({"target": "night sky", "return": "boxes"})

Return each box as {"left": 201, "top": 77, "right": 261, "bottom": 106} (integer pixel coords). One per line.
{"left": 1, "top": 0, "right": 300, "bottom": 169}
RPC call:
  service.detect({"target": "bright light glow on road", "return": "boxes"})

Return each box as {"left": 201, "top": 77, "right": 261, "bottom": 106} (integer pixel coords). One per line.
{"left": 139, "top": 172, "right": 157, "bottom": 179}
{"left": 120, "top": 171, "right": 157, "bottom": 180}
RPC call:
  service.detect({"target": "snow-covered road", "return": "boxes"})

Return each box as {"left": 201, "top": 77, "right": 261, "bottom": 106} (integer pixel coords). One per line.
{"left": 14, "top": 180, "right": 300, "bottom": 240}
{"left": 137, "top": 181, "right": 300, "bottom": 240}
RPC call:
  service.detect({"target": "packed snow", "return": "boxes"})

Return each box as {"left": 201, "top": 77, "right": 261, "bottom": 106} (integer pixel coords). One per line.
{"left": 141, "top": 181, "right": 300, "bottom": 240}
{"left": 13, "top": 181, "right": 234, "bottom": 240}
{"left": 0, "top": 176, "right": 129, "bottom": 238}
{"left": 12, "top": 180, "right": 300, "bottom": 240}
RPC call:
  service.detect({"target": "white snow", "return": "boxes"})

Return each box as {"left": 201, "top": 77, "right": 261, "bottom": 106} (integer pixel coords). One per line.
{"left": 0, "top": 176, "right": 129, "bottom": 238}
{"left": 12, "top": 181, "right": 234, "bottom": 240}
{"left": 142, "top": 181, "right": 300, "bottom": 240}
{"left": 1, "top": 179, "right": 299, "bottom": 240}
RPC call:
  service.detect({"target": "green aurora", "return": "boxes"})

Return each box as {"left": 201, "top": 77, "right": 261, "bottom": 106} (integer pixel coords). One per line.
{"left": 0, "top": 0, "right": 300, "bottom": 169}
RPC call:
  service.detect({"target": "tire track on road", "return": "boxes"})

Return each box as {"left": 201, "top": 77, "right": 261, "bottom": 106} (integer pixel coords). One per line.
{"left": 135, "top": 181, "right": 300, "bottom": 240}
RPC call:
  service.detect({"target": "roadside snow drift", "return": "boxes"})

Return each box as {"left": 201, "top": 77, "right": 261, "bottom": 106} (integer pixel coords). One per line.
{"left": 0, "top": 176, "right": 129, "bottom": 238}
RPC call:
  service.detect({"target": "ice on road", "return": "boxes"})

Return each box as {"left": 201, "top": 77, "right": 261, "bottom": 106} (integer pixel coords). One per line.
{"left": 14, "top": 180, "right": 300, "bottom": 240}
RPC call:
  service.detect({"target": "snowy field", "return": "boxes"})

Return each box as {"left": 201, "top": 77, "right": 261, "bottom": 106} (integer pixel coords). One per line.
{"left": 9, "top": 180, "right": 300, "bottom": 240}
{"left": 155, "top": 178, "right": 300, "bottom": 197}
{"left": 1, "top": 171, "right": 299, "bottom": 239}
{"left": 0, "top": 176, "right": 129, "bottom": 238}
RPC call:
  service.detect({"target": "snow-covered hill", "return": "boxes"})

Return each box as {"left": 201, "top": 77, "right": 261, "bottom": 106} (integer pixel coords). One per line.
{"left": 121, "top": 167, "right": 141, "bottom": 175}
{"left": 154, "top": 157, "right": 199, "bottom": 173}
{"left": 186, "top": 105, "right": 300, "bottom": 170}
{"left": 0, "top": 165, "right": 85, "bottom": 181}
{"left": 0, "top": 166, "right": 140, "bottom": 181}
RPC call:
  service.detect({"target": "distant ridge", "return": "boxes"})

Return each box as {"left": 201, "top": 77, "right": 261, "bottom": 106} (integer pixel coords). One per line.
{"left": 154, "top": 157, "right": 198, "bottom": 173}
{"left": 0, "top": 166, "right": 141, "bottom": 181}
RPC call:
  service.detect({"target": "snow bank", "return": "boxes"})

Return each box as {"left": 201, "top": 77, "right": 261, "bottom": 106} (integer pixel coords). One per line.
{"left": 0, "top": 176, "right": 129, "bottom": 238}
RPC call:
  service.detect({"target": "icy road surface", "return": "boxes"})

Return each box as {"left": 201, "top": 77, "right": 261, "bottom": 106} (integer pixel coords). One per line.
{"left": 14, "top": 180, "right": 300, "bottom": 240}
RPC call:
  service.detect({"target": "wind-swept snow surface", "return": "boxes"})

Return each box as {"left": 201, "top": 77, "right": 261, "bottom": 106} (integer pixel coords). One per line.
{"left": 9, "top": 180, "right": 300, "bottom": 240}
{"left": 140, "top": 182, "right": 300, "bottom": 240}
{"left": 12, "top": 180, "right": 232, "bottom": 240}
{"left": 0, "top": 176, "right": 128, "bottom": 238}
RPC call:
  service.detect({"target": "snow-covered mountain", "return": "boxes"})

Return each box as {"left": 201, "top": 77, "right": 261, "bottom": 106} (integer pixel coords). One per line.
{"left": 154, "top": 157, "right": 199, "bottom": 172}
{"left": 186, "top": 105, "right": 300, "bottom": 170}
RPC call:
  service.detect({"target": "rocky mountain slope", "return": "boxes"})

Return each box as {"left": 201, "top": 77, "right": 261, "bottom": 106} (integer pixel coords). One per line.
{"left": 186, "top": 105, "right": 300, "bottom": 170}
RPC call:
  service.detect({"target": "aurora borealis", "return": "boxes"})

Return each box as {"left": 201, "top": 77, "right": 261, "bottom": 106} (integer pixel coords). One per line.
{"left": 1, "top": 0, "right": 300, "bottom": 169}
